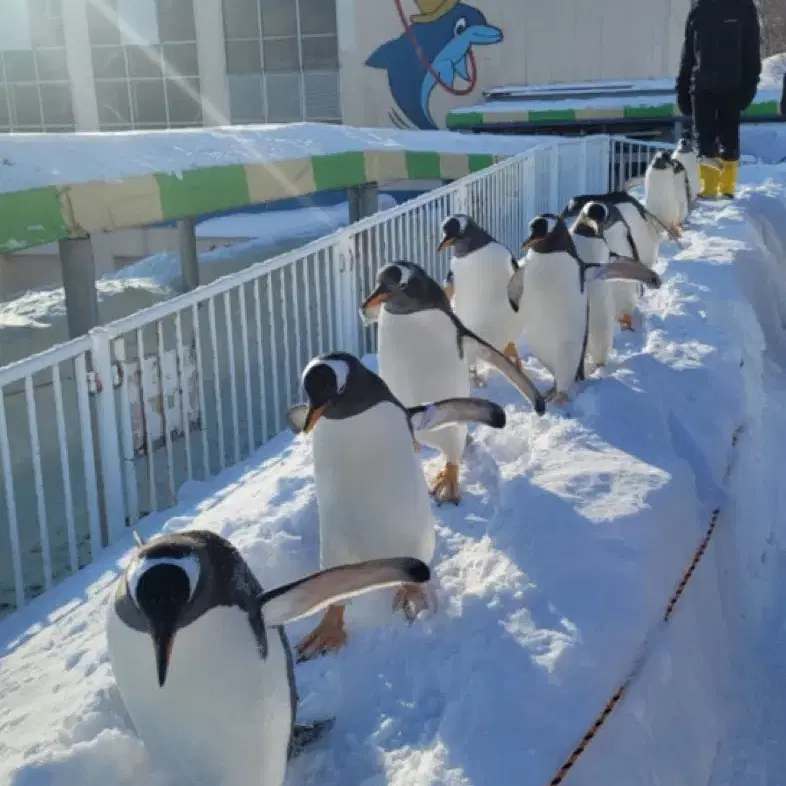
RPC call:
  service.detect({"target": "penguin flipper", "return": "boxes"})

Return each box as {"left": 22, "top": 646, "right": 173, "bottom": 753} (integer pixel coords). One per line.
{"left": 506, "top": 266, "right": 525, "bottom": 312}
{"left": 407, "top": 398, "right": 506, "bottom": 433}
{"left": 287, "top": 403, "right": 309, "bottom": 434}
{"left": 289, "top": 718, "right": 336, "bottom": 759}
{"left": 591, "top": 259, "right": 662, "bottom": 289}
{"left": 460, "top": 329, "right": 546, "bottom": 416}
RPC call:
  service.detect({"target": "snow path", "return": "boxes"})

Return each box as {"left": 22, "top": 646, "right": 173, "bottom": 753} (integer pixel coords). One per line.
{"left": 3, "top": 170, "right": 786, "bottom": 786}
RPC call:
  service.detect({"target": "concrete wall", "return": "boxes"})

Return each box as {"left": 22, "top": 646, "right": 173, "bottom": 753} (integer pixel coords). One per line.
{"left": 340, "top": 0, "right": 691, "bottom": 130}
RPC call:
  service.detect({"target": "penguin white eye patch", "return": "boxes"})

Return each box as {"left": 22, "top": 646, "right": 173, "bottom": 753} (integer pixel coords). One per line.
{"left": 126, "top": 554, "right": 201, "bottom": 607}
{"left": 302, "top": 357, "right": 349, "bottom": 394}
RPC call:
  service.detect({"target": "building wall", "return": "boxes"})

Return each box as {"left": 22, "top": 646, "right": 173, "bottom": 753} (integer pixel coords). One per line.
{"left": 340, "top": 0, "right": 691, "bottom": 130}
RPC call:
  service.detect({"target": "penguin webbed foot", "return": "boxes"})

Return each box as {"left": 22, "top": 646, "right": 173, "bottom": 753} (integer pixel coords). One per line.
{"left": 544, "top": 386, "right": 569, "bottom": 405}
{"left": 290, "top": 718, "right": 336, "bottom": 759}
{"left": 502, "top": 342, "right": 524, "bottom": 373}
{"left": 392, "top": 582, "right": 432, "bottom": 623}
{"left": 618, "top": 313, "right": 636, "bottom": 332}
{"left": 429, "top": 462, "right": 461, "bottom": 505}
{"left": 294, "top": 605, "right": 348, "bottom": 663}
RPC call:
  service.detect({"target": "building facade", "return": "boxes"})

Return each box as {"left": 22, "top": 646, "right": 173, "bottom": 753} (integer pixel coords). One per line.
{"left": 0, "top": 0, "right": 689, "bottom": 134}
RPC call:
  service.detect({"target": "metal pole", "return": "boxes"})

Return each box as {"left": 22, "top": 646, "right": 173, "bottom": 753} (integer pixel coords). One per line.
{"left": 59, "top": 236, "right": 99, "bottom": 338}
{"left": 178, "top": 217, "right": 200, "bottom": 291}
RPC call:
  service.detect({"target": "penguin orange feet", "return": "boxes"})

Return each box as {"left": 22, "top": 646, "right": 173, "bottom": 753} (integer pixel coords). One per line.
{"left": 295, "top": 605, "right": 348, "bottom": 663}
{"left": 618, "top": 313, "right": 635, "bottom": 332}
{"left": 502, "top": 341, "right": 524, "bottom": 372}
{"left": 429, "top": 462, "right": 460, "bottom": 505}
{"left": 392, "top": 582, "right": 431, "bottom": 623}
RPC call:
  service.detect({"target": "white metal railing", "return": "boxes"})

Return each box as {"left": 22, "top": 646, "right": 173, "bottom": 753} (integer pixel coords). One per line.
{"left": 0, "top": 134, "right": 671, "bottom": 617}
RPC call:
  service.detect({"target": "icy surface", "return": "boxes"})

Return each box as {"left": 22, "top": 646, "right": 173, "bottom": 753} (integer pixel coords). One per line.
{"left": 2, "top": 168, "right": 786, "bottom": 786}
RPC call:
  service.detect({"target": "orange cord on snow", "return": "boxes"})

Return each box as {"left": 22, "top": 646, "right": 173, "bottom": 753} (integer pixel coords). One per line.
{"left": 546, "top": 425, "right": 744, "bottom": 786}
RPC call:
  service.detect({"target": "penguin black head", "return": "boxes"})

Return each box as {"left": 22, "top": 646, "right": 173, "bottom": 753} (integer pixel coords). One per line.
{"left": 676, "top": 136, "right": 694, "bottom": 154}
{"left": 651, "top": 150, "right": 672, "bottom": 170}
{"left": 124, "top": 540, "right": 203, "bottom": 687}
{"left": 520, "top": 213, "right": 566, "bottom": 254}
{"left": 294, "top": 352, "right": 391, "bottom": 433}
{"left": 360, "top": 261, "right": 446, "bottom": 317}
{"left": 438, "top": 213, "right": 494, "bottom": 257}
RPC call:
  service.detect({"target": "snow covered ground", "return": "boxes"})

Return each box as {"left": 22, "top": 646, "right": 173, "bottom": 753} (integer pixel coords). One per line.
{"left": 3, "top": 168, "right": 786, "bottom": 786}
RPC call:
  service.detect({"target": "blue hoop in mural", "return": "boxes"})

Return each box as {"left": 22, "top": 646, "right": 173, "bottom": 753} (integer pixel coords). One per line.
{"left": 365, "top": 0, "right": 504, "bottom": 130}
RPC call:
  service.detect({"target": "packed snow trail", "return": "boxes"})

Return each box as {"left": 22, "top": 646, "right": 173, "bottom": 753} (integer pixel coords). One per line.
{"left": 2, "top": 170, "right": 786, "bottom": 786}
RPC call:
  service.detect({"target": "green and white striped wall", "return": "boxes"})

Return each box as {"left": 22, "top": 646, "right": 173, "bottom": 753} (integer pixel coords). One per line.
{"left": 447, "top": 99, "right": 780, "bottom": 129}
{"left": 0, "top": 149, "right": 503, "bottom": 254}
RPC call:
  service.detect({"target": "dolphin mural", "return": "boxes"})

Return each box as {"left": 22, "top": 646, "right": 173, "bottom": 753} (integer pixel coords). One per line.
{"left": 365, "top": 0, "right": 504, "bottom": 130}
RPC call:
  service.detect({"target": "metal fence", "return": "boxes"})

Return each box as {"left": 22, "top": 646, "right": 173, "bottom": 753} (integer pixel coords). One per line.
{"left": 0, "top": 134, "right": 670, "bottom": 617}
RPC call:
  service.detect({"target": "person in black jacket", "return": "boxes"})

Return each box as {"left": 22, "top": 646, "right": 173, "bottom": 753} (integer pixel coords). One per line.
{"left": 676, "top": 0, "right": 761, "bottom": 198}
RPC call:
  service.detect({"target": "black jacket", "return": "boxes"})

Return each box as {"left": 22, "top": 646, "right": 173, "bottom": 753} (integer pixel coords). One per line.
{"left": 675, "top": 0, "right": 762, "bottom": 115}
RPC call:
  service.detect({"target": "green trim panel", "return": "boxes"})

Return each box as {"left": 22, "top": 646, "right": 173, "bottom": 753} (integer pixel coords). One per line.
{"left": 1, "top": 149, "right": 505, "bottom": 253}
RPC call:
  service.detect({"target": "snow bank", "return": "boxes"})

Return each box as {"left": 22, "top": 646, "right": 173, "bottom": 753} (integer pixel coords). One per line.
{"left": 2, "top": 171, "right": 786, "bottom": 786}
{"left": 0, "top": 195, "right": 396, "bottom": 367}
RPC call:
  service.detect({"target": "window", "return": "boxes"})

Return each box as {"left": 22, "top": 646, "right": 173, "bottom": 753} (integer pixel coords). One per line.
{"left": 0, "top": 0, "right": 74, "bottom": 133}
{"left": 222, "top": 0, "right": 340, "bottom": 125}
{"left": 91, "top": 0, "right": 202, "bottom": 130}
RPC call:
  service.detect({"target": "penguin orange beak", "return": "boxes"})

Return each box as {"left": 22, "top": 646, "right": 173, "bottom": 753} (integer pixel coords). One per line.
{"left": 520, "top": 236, "right": 536, "bottom": 252}
{"left": 361, "top": 288, "right": 390, "bottom": 313}
{"left": 303, "top": 403, "right": 329, "bottom": 434}
{"left": 437, "top": 236, "right": 455, "bottom": 252}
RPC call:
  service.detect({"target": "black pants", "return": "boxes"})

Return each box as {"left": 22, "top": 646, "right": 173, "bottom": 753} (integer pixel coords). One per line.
{"left": 692, "top": 90, "right": 741, "bottom": 161}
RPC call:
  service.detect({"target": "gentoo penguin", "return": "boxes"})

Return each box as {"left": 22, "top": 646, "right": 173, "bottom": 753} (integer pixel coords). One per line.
{"left": 106, "top": 529, "right": 429, "bottom": 786}
{"left": 361, "top": 261, "right": 545, "bottom": 502}
{"left": 644, "top": 151, "right": 683, "bottom": 237}
{"left": 437, "top": 214, "right": 524, "bottom": 373}
{"left": 510, "top": 214, "right": 661, "bottom": 403}
{"left": 569, "top": 202, "right": 617, "bottom": 369}
{"left": 563, "top": 191, "right": 671, "bottom": 331}
{"left": 673, "top": 136, "right": 700, "bottom": 209}
{"left": 671, "top": 158, "right": 691, "bottom": 225}
{"left": 286, "top": 351, "right": 506, "bottom": 661}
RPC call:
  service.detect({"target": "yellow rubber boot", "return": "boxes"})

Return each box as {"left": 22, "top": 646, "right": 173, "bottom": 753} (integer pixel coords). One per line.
{"left": 699, "top": 160, "right": 720, "bottom": 198}
{"left": 718, "top": 159, "right": 739, "bottom": 198}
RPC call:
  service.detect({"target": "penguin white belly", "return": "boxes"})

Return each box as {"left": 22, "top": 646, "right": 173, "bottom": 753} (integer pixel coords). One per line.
{"left": 674, "top": 150, "right": 699, "bottom": 203}
{"left": 451, "top": 247, "right": 522, "bottom": 354}
{"left": 311, "top": 402, "right": 435, "bottom": 569}
{"left": 674, "top": 172, "right": 689, "bottom": 223}
{"left": 107, "top": 605, "right": 292, "bottom": 786}
{"left": 644, "top": 169, "right": 679, "bottom": 229}
{"left": 572, "top": 235, "right": 614, "bottom": 367}
{"left": 378, "top": 308, "right": 469, "bottom": 463}
{"left": 518, "top": 253, "right": 586, "bottom": 393}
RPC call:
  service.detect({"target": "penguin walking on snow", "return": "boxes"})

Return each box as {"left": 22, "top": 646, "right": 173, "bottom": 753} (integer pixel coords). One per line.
{"left": 438, "top": 214, "right": 525, "bottom": 379}
{"left": 673, "top": 136, "right": 700, "bottom": 211}
{"left": 563, "top": 191, "right": 670, "bottom": 331}
{"left": 107, "top": 529, "right": 429, "bottom": 786}
{"left": 286, "top": 352, "right": 507, "bottom": 661}
{"left": 510, "top": 214, "right": 662, "bottom": 404}
{"left": 361, "top": 261, "right": 545, "bottom": 503}
{"left": 644, "top": 151, "right": 684, "bottom": 237}
{"left": 569, "top": 202, "right": 618, "bottom": 369}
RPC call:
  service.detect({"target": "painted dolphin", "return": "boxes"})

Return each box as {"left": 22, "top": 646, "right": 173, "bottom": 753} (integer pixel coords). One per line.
{"left": 365, "top": 3, "right": 503, "bottom": 130}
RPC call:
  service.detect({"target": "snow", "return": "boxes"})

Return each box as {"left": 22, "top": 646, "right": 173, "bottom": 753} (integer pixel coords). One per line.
{"left": 3, "top": 167, "right": 786, "bottom": 786}
{"left": 0, "top": 195, "right": 396, "bottom": 368}
{"left": 0, "top": 124, "right": 544, "bottom": 194}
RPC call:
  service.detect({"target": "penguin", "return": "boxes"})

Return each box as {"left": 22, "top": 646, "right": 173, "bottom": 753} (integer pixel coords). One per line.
{"left": 569, "top": 202, "right": 617, "bottom": 369}
{"left": 563, "top": 191, "right": 670, "bottom": 331}
{"left": 509, "top": 214, "right": 662, "bottom": 404}
{"left": 644, "top": 151, "right": 683, "bottom": 237}
{"left": 437, "top": 214, "right": 524, "bottom": 376}
{"left": 286, "top": 351, "right": 507, "bottom": 661}
{"left": 673, "top": 136, "right": 700, "bottom": 210}
{"left": 360, "top": 261, "right": 545, "bottom": 503}
{"left": 671, "top": 157, "right": 691, "bottom": 225}
{"left": 106, "top": 529, "right": 429, "bottom": 786}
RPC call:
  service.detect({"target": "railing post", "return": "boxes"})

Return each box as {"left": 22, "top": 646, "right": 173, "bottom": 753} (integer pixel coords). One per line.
{"left": 90, "top": 326, "right": 126, "bottom": 545}
{"left": 336, "top": 230, "right": 360, "bottom": 356}
{"left": 549, "top": 144, "right": 560, "bottom": 211}
{"left": 452, "top": 180, "right": 469, "bottom": 215}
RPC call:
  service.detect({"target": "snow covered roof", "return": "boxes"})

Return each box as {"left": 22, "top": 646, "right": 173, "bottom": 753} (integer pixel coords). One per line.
{"left": 447, "top": 81, "right": 782, "bottom": 129}
{"left": 0, "top": 123, "right": 544, "bottom": 254}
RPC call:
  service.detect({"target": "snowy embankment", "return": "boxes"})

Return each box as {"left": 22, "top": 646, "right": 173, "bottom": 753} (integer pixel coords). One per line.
{"left": 2, "top": 171, "right": 786, "bottom": 786}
